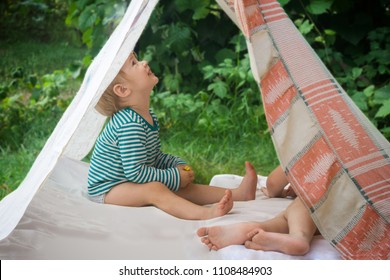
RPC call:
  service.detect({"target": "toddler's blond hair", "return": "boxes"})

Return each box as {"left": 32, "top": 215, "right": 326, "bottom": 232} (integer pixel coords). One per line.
{"left": 95, "top": 70, "right": 127, "bottom": 116}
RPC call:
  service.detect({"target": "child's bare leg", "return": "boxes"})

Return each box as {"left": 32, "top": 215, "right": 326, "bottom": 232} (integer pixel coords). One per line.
{"left": 105, "top": 181, "right": 233, "bottom": 220}
{"left": 262, "top": 165, "right": 290, "bottom": 198}
{"left": 245, "top": 230, "right": 310, "bottom": 255}
{"left": 245, "top": 198, "right": 317, "bottom": 255}
{"left": 267, "top": 165, "right": 288, "bottom": 189}
{"left": 177, "top": 161, "right": 257, "bottom": 205}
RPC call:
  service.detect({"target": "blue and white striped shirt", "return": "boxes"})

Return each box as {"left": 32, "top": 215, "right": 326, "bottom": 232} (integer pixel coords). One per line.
{"left": 87, "top": 108, "right": 186, "bottom": 196}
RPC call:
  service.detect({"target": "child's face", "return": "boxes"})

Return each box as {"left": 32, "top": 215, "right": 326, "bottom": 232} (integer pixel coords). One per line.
{"left": 120, "top": 52, "right": 159, "bottom": 92}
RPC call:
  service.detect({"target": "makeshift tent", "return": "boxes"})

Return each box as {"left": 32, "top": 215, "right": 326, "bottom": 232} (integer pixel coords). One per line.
{"left": 0, "top": 0, "right": 388, "bottom": 260}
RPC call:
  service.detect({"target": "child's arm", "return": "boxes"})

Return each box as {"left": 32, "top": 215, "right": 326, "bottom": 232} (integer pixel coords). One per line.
{"left": 153, "top": 141, "right": 193, "bottom": 189}
{"left": 154, "top": 151, "right": 187, "bottom": 169}
{"left": 118, "top": 122, "right": 182, "bottom": 191}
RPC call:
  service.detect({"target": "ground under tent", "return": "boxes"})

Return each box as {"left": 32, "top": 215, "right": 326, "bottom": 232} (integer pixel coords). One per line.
{"left": 0, "top": 0, "right": 388, "bottom": 260}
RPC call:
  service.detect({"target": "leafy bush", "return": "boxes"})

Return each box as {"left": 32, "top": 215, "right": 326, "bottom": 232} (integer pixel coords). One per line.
{"left": 152, "top": 41, "right": 265, "bottom": 138}
{"left": 0, "top": 65, "right": 81, "bottom": 149}
{"left": 65, "top": 0, "right": 130, "bottom": 57}
{"left": 0, "top": 33, "right": 86, "bottom": 199}
{"left": 0, "top": 0, "right": 78, "bottom": 42}
{"left": 284, "top": 0, "right": 390, "bottom": 137}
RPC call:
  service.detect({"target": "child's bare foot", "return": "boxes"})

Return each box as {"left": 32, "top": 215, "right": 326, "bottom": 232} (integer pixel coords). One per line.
{"left": 232, "top": 161, "right": 257, "bottom": 201}
{"left": 245, "top": 228, "right": 310, "bottom": 255}
{"left": 203, "top": 190, "right": 233, "bottom": 220}
{"left": 197, "top": 222, "right": 260, "bottom": 250}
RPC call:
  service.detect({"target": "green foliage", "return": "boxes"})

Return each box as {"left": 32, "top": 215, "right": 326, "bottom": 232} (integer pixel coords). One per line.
{"left": 197, "top": 55, "right": 265, "bottom": 134}
{"left": 0, "top": 0, "right": 78, "bottom": 43}
{"left": 0, "top": 67, "right": 77, "bottom": 149}
{"left": 283, "top": 0, "right": 390, "bottom": 137}
{"left": 0, "top": 39, "right": 86, "bottom": 150}
{"left": 65, "top": 0, "right": 129, "bottom": 56}
{"left": 305, "top": 0, "right": 334, "bottom": 15}
{"left": 63, "top": 0, "right": 389, "bottom": 138}
{"left": 151, "top": 52, "right": 266, "bottom": 139}
{"left": 0, "top": 37, "right": 86, "bottom": 199}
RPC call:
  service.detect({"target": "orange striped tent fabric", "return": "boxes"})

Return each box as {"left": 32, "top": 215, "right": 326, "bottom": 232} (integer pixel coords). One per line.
{"left": 223, "top": 0, "right": 390, "bottom": 259}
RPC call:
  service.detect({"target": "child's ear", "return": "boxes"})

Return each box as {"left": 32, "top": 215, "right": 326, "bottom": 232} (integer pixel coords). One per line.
{"left": 113, "top": 83, "right": 132, "bottom": 98}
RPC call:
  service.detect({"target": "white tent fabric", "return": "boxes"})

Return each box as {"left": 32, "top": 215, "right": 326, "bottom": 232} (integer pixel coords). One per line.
{"left": 0, "top": 0, "right": 158, "bottom": 240}
{"left": 0, "top": 0, "right": 370, "bottom": 259}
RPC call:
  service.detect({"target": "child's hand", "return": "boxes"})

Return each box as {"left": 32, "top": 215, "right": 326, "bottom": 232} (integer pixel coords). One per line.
{"left": 178, "top": 165, "right": 194, "bottom": 189}
{"left": 260, "top": 187, "right": 270, "bottom": 197}
{"left": 262, "top": 185, "right": 297, "bottom": 198}
{"left": 282, "top": 185, "right": 296, "bottom": 198}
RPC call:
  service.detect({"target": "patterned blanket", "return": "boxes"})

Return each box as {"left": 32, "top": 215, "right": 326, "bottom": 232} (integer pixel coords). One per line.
{"left": 217, "top": 0, "right": 390, "bottom": 259}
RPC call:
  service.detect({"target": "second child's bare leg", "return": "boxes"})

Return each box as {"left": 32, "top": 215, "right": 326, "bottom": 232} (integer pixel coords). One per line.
{"left": 197, "top": 211, "right": 290, "bottom": 250}
{"left": 264, "top": 165, "right": 289, "bottom": 197}
{"left": 104, "top": 181, "right": 233, "bottom": 220}
{"left": 178, "top": 161, "right": 257, "bottom": 205}
{"left": 245, "top": 198, "right": 317, "bottom": 255}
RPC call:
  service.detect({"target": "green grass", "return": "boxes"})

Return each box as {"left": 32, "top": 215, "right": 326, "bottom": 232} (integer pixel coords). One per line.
{"left": 0, "top": 40, "right": 84, "bottom": 77}
{"left": 0, "top": 39, "right": 85, "bottom": 96}
{"left": 160, "top": 129, "right": 278, "bottom": 185}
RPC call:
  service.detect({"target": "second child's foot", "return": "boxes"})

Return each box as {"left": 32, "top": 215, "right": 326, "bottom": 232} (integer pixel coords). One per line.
{"left": 233, "top": 161, "right": 258, "bottom": 201}
{"left": 197, "top": 222, "right": 260, "bottom": 250}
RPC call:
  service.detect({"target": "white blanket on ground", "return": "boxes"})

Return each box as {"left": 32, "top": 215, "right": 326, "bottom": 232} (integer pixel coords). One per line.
{"left": 0, "top": 156, "right": 340, "bottom": 260}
